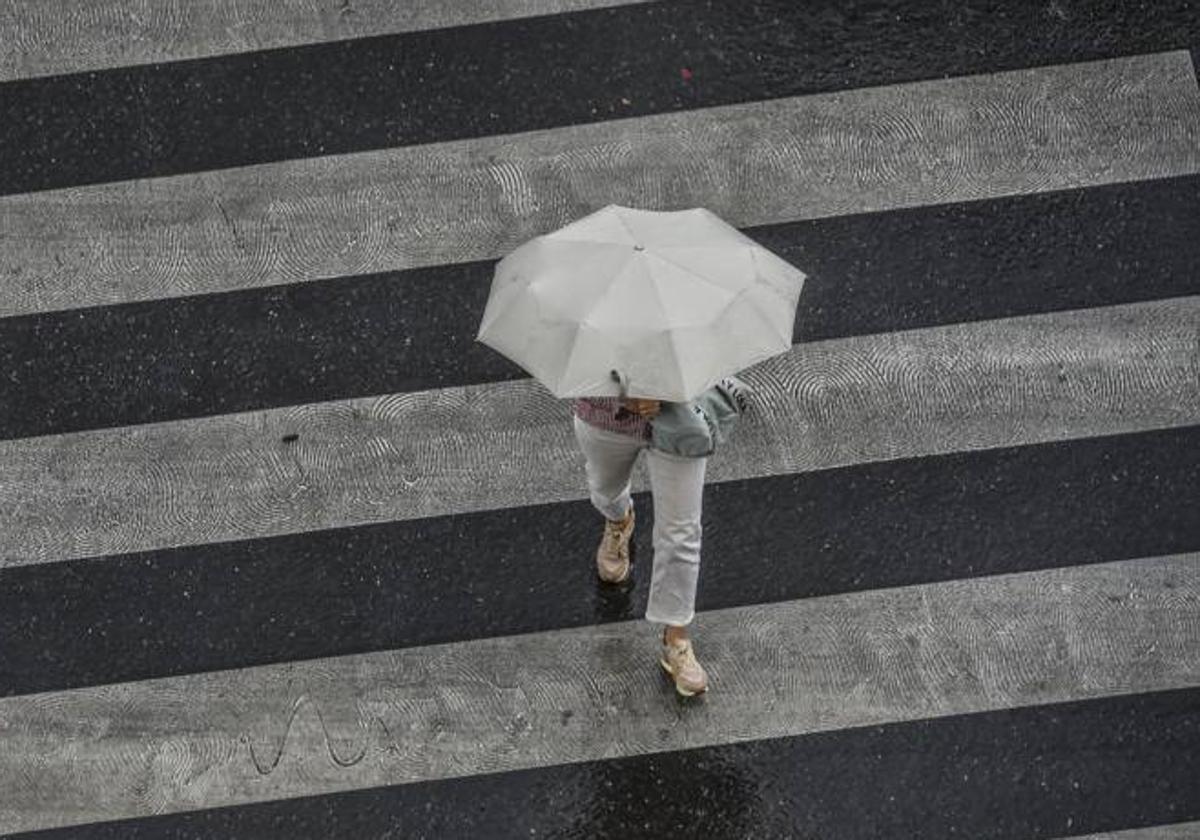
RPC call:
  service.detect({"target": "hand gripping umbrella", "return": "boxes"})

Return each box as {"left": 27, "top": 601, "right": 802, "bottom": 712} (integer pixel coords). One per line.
{"left": 475, "top": 204, "right": 806, "bottom": 403}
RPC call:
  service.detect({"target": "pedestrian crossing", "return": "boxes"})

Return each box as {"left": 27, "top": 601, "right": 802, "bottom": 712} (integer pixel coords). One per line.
{"left": 2, "top": 553, "right": 1197, "bottom": 834}
{"left": 3, "top": 50, "right": 1198, "bottom": 318}
{"left": 3, "top": 297, "right": 1198, "bottom": 565}
{"left": 4, "top": 421, "right": 1196, "bottom": 699}
{"left": 1, "top": 0, "right": 1198, "bottom": 837}
{"left": 0, "top": 0, "right": 659, "bottom": 81}
{"left": 1061, "top": 825, "right": 1200, "bottom": 840}
{"left": 5, "top": 177, "right": 1200, "bottom": 441}
{"left": 4, "top": 1, "right": 1200, "bottom": 197}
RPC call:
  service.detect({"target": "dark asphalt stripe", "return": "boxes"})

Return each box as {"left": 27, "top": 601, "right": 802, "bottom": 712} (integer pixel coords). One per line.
{"left": 5, "top": 50, "right": 1197, "bottom": 320}
{"left": 7, "top": 297, "right": 1193, "bottom": 566}
{"left": 5, "top": 552, "right": 1194, "bottom": 831}
{"left": 3, "top": 174, "right": 1198, "bottom": 440}
{"left": 0, "top": 0, "right": 661, "bottom": 82}
{"left": 2, "top": 423, "right": 1196, "bottom": 698}
{"left": 3, "top": 0, "right": 1200, "bottom": 196}
{"left": 10, "top": 687, "right": 1199, "bottom": 840}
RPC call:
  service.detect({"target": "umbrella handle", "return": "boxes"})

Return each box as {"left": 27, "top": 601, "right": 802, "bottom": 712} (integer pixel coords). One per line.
{"left": 610, "top": 369, "right": 628, "bottom": 400}
{"left": 611, "top": 369, "right": 632, "bottom": 420}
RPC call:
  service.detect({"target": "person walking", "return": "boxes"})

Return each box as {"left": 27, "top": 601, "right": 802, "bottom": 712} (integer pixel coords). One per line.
{"left": 475, "top": 203, "right": 807, "bottom": 697}
{"left": 570, "top": 393, "right": 710, "bottom": 697}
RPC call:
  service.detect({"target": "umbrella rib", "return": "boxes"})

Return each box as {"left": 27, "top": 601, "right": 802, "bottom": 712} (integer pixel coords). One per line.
{"left": 725, "top": 283, "right": 794, "bottom": 348}
{"left": 546, "top": 236, "right": 632, "bottom": 248}
{"left": 748, "top": 247, "right": 804, "bottom": 312}
{"left": 610, "top": 207, "right": 645, "bottom": 245}
{"left": 641, "top": 257, "right": 690, "bottom": 399}
{"left": 476, "top": 280, "right": 528, "bottom": 338}
{"left": 647, "top": 246, "right": 742, "bottom": 299}
{"left": 589, "top": 248, "right": 639, "bottom": 317}
{"left": 555, "top": 320, "right": 588, "bottom": 395}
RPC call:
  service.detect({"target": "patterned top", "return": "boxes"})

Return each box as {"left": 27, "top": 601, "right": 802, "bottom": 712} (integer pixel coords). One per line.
{"left": 570, "top": 397, "right": 653, "bottom": 440}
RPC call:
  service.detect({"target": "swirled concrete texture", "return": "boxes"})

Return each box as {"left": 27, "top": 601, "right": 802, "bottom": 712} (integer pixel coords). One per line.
{"left": 0, "top": 552, "right": 1196, "bottom": 834}
{"left": 1, "top": 51, "right": 1197, "bottom": 316}
{"left": 0, "top": 0, "right": 658, "bottom": 81}
{"left": 1, "top": 296, "right": 1195, "bottom": 567}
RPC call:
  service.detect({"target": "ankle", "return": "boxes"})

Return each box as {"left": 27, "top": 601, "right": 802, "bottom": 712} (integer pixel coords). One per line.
{"left": 663, "top": 624, "right": 689, "bottom": 645}
{"left": 609, "top": 507, "right": 633, "bottom": 525}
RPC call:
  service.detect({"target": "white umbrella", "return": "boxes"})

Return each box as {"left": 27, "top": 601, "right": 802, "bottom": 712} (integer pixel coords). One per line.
{"left": 475, "top": 204, "right": 806, "bottom": 402}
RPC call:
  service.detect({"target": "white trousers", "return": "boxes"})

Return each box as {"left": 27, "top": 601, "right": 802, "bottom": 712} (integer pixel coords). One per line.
{"left": 572, "top": 415, "right": 707, "bottom": 626}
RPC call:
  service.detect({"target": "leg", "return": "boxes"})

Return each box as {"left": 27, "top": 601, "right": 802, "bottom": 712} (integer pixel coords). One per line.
{"left": 643, "top": 448, "right": 707, "bottom": 627}
{"left": 572, "top": 415, "right": 643, "bottom": 522}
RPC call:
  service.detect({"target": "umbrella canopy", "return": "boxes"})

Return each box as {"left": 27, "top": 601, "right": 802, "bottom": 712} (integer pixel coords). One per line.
{"left": 475, "top": 204, "right": 806, "bottom": 402}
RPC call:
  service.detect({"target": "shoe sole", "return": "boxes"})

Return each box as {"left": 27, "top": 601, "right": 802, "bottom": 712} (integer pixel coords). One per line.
{"left": 597, "top": 563, "right": 631, "bottom": 584}
{"left": 659, "top": 656, "right": 707, "bottom": 697}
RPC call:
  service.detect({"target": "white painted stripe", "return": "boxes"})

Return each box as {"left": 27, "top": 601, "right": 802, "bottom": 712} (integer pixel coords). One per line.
{"left": 1, "top": 296, "right": 1196, "bottom": 567}
{"left": 0, "top": 0, "right": 658, "bottom": 82}
{"left": 1051, "top": 823, "right": 1200, "bottom": 840}
{"left": 1, "top": 51, "right": 1197, "bottom": 317}
{"left": 0, "top": 552, "right": 1195, "bottom": 835}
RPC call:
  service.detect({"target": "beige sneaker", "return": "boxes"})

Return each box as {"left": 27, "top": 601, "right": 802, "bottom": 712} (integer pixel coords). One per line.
{"left": 660, "top": 630, "right": 709, "bottom": 696}
{"left": 596, "top": 506, "right": 635, "bottom": 583}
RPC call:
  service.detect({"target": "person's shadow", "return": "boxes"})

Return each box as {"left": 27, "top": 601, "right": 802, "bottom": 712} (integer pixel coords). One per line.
{"left": 555, "top": 738, "right": 766, "bottom": 837}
